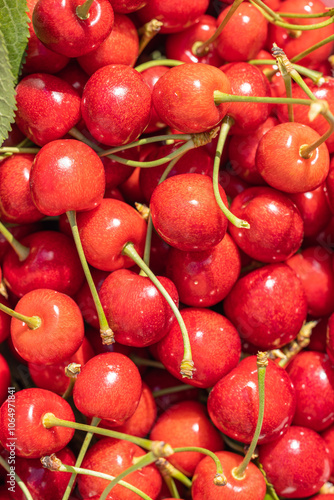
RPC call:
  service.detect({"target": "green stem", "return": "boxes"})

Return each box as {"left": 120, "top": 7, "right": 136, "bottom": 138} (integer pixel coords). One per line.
{"left": 251, "top": 0, "right": 282, "bottom": 21}
{"left": 153, "top": 384, "right": 195, "bottom": 398}
{"left": 0, "top": 147, "right": 40, "bottom": 155}
{"left": 0, "top": 301, "right": 41, "bottom": 329}
{"left": 76, "top": 0, "right": 94, "bottom": 19}
{"left": 61, "top": 416, "right": 101, "bottom": 500}
{"left": 0, "top": 221, "right": 30, "bottom": 261}
{"left": 122, "top": 242, "right": 194, "bottom": 379}
{"left": 222, "top": 435, "right": 246, "bottom": 454}
{"left": 98, "top": 133, "right": 191, "bottom": 156}
{"left": 274, "top": 44, "right": 294, "bottom": 122}
{"left": 213, "top": 117, "right": 249, "bottom": 229}
{"left": 138, "top": 19, "right": 163, "bottom": 57}
{"left": 214, "top": 91, "right": 316, "bottom": 107}
{"left": 164, "top": 476, "right": 181, "bottom": 498}
{"left": 0, "top": 455, "right": 34, "bottom": 500}
{"left": 141, "top": 214, "right": 153, "bottom": 272}
{"left": 99, "top": 452, "right": 157, "bottom": 500}
{"left": 68, "top": 128, "right": 101, "bottom": 152}
{"left": 278, "top": 9, "right": 334, "bottom": 18}
{"left": 248, "top": 59, "right": 323, "bottom": 83}
{"left": 61, "top": 377, "right": 76, "bottom": 400}
{"left": 66, "top": 211, "right": 114, "bottom": 345}
{"left": 156, "top": 458, "right": 193, "bottom": 488}
{"left": 291, "top": 33, "right": 334, "bottom": 63}
{"left": 130, "top": 355, "right": 165, "bottom": 369}
{"left": 233, "top": 352, "right": 268, "bottom": 479}
{"left": 173, "top": 447, "right": 226, "bottom": 485}
{"left": 135, "top": 59, "right": 184, "bottom": 73}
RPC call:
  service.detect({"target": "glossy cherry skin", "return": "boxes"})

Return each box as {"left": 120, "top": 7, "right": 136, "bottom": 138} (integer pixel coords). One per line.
{"left": 2, "top": 230, "right": 85, "bottom": 298}
{"left": 192, "top": 451, "right": 266, "bottom": 500}
{"left": 73, "top": 352, "right": 142, "bottom": 423}
{"left": 229, "top": 186, "right": 304, "bottom": 263}
{"left": 287, "top": 246, "right": 334, "bottom": 317}
{"left": 137, "top": 0, "right": 209, "bottom": 33}
{"left": 165, "top": 233, "right": 241, "bottom": 307}
{"left": 57, "top": 60, "right": 89, "bottom": 96}
{"left": 224, "top": 263, "right": 307, "bottom": 349}
{"left": 208, "top": 356, "right": 296, "bottom": 444}
{"left": 0, "top": 295, "right": 11, "bottom": 344}
{"left": 77, "top": 438, "right": 162, "bottom": 500}
{"left": 165, "top": 15, "right": 224, "bottom": 66}
{"left": 217, "top": 3, "right": 267, "bottom": 62}
{"left": 150, "top": 400, "right": 224, "bottom": 476}
{"left": 0, "top": 154, "right": 43, "bottom": 224}
{"left": 77, "top": 13, "right": 139, "bottom": 74}
{"left": 0, "top": 388, "right": 75, "bottom": 458}
{"left": 152, "top": 63, "right": 231, "bottom": 133}
{"left": 99, "top": 269, "right": 179, "bottom": 347}
{"left": 321, "top": 422, "right": 334, "bottom": 481}
{"left": 109, "top": 0, "right": 147, "bottom": 13}
{"left": 0, "top": 355, "right": 10, "bottom": 407}
{"left": 140, "top": 66, "right": 169, "bottom": 134}
{"left": 221, "top": 63, "right": 271, "bottom": 135}
{"left": 258, "top": 426, "right": 331, "bottom": 498}
{"left": 150, "top": 173, "right": 228, "bottom": 252}
{"left": 7, "top": 446, "right": 76, "bottom": 500}
{"left": 11, "top": 288, "right": 85, "bottom": 365}
{"left": 15, "top": 73, "right": 81, "bottom": 146}
{"left": 256, "top": 122, "right": 330, "bottom": 193}
{"left": 81, "top": 64, "right": 152, "bottom": 147}
{"left": 75, "top": 268, "right": 109, "bottom": 329}
{"left": 32, "top": 0, "right": 114, "bottom": 57}
{"left": 157, "top": 307, "right": 241, "bottom": 388}
{"left": 77, "top": 198, "right": 147, "bottom": 271}
{"left": 286, "top": 351, "right": 334, "bottom": 432}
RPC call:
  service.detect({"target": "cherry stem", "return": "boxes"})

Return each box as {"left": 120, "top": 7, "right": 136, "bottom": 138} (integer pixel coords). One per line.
{"left": 152, "top": 384, "right": 195, "bottom": 398}
{"left": 43, "top": 457, "right": 154, "bottom": 500}
{"left": 135, "top": 59, "right": 183, "bottom": 73}
{"left": 99, "top": 452, "right": 157, "bottom": 500}
{"left": 76, "top": 0, "right": 94, "bottom": 20}
{"left": 273, "top": 44, "right": 294, "bottom": 122}
{"left": 66, "top": 210, "right": 114, "bottom": 345}
{"left": 0, "top": 301, "right": 41, "bottom": 329}
{"left": 61, "top": 416, "right": 101, "bottom": 500}
{"left": 247, "top": 59, "right": 323, "bottom": 84}
{"left": 122, "top": 242, "right": 195, "bottom": 379}
{"left": 233, "top": 352, "right": 268, "bottom": 479}
{"left": 137, "top": 19, "right": 163, "bottom": 57}
{"left": 277, "top": 320, "right": 317, "bottom": 368}
{"left": 254, "top": 458, "right": 280, "bottom": 500}
{"left": 130, "top": 354, "right": 165, "bottom": 369}
{"left": 173, "top": 447, "right": 227, "bottom": 486}
{"left": 0, "top": 146, "right": 40, "bottom": 156}
{"left": 163, "top": 475, "right": 181, "bottom": 498}
{"left": 213, "top": 117, "right": 250, "bottom": 229}
{"left": 0, "top": 455, "right": 34, "bottom": 500}
{"left": 0, "top": 221, "right": 30, "bottom": 261}
{"left": 222, "top": 435, "right": 247, "bottom": 455}
{"left": 61, "top": 377, "right": 76, "bottom": 400}
{"left": 278, "top": 8, "right": 334, "bottom": 18}
{"left": 155, "top": 457, "right": 193, "bottom": 488}
{"left": 291, "top": 34, "right": 334, "bottom": 64}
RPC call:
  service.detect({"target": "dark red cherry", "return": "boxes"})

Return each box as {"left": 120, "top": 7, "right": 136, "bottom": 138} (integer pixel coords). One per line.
{"left": 32, "top": 0, "right": 114, "bottom": 57}
{"left": 0, "top": 355, "right": 10, "bottom": 407}
{"left": 326, "top": 156, "right": 334, "bottom": 213}
{"left": 0, "top": 295, "right": 11, "bottom": 344}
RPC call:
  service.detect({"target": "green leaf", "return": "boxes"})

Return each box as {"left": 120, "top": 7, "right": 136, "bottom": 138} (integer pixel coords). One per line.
{"left": 0, "top": 29, "right": 17, "bottom": 144}
{"left": 0, "top": 0, "right": 30, "bottom": 83}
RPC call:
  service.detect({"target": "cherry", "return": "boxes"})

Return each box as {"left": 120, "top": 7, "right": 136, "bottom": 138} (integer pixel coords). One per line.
{"left": 150, "top": 400, "right": 224, "bottom": 476}
{"left": 307, "top": 315, "right": 328, "bottom": 353}
{"left": 140, "top": 66, "right": 169, "bottom": 134}
{"left": 0, "top": 388, "right": 75, "bottom": 458}
{"left": 0, "top": 355, "right": 10, "bottom": 407}
{"left": 224, "top": 263, "right": 308, "bottom": 349}
{"left": 75, "top": 268, "right": 109, "bottom": 330}
{"left": 81, "top": 64, "right": 152, "bottom": 146}
{"left": 156, "top": 307, "right": 241, "bottom": 388}
{"left": 326, "top": 155, "right": 334, "bottom": 212}
{"left": 10, "top": 288, "right": 85, "bottom": 365}
{"left": 0, "top": 223, "right": 42, "bottom": 264}
{"left": 57, "top": 60, "right": 89, "bottom": 97}
{"left": 32, "top": 0, "right": 114, "bottom": 58}
{"left": 286, "top": 351, "right": 334, "bottom": 432}
{"left": 15, "top": 73, "right": 81, "bottom": 146}
{"left": 258, "top": 425, "right": 331, "bottom": 498}
{"left": 152, "top": 63, "right": 231, "bottom": 133}
{"left": 99, "top": 269, "right": 179, "bottom": 347}
{"left": 109, "top": 0, "right": 147, "bottom": 13}
{"left": 208, "top": 356, "right": 296, "bottom": 444}
{"left": 0, "top": 295, "right": 13, "bottom": 344}
{"left": 73, "top": 352, "right": 142, "bottom": 423}
{"left": 228, "top": 186, "right": 304, "bottom": 263}
{"left": 150, "top": 173, "right": 228, "bottom": 252}
{"left": 327, "top": 314, "right": 334, "bottom": 364}
{"left": 216, "top": 3, "right": 268, "bottom": 62}
{"left": 165, "top": 233, "right": 241, "bottom": 307}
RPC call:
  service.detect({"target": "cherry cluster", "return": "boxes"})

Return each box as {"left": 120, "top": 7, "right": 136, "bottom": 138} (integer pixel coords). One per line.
{"left": 1, "top": 0, "right": 334, "bottom": 499}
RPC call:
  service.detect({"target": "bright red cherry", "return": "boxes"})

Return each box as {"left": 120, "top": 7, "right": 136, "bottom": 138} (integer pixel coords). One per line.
{"left": 109, "top": 0, "right": 147, "bottom": 13}
{"left": 140, "top": 66, "right": 169, "bottom": 134}
{"left": 32, "top": 0, "right": 114, "bottom": 57}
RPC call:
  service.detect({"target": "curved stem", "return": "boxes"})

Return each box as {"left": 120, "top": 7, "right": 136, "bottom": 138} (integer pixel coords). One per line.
{"left": 291, "top": 34, "right": 334, "bottom": 64}
{"left": 213, "top": 117, "right": 249, "bottom": 229}
{"left": 66, "top": 211, "right": 114, "bottom": 345}
{"left": 76, "top": 0, "right": 94, "bottom": 19}
{"left": 61, "top": 377, "right": 76, "bottom": 400}
{"left": 233, "top": 352, "right": 268, "bottom": 479}
{"left": 0, "top": 221, "right": 30, "bottom": 261}
{"left": 135, "top": 59, "right": 184, "bottom": 73}
{"left": 0, "top": 147, "right": 40, "bottom": 155}
{"left": 99, "top": 452, "right": 156, "bottom": 500}
{"left": 0, "top": 301, "right": 41, "bottom": 329}
{"left": 152, "top": 384, "right": 194, "bottom": 398}
{"left": 122, "top": 242, "right": 194, "bottom": 379}
{"left": 61, "top": 416, "right": 101, "bottom": 500}
{"left": 155, "top": 457, "right": 193, "bottom": 488}
{"left": 248, "top": 59, "right": 323, "bottom": 83}
{"left": 97, "top": 133, "right": 191, "bottom": 156}
{"left": 137, "top": 19, "right": 163, "bottom": 57}
{"left": 0, "top": 455, "right": 34, "bottom": 500}
{"left": 163, "top": 476, "right": 181, "bottom": 498}
{"left": 279, "top": 9, "right": 334, "bottom": 18}
{"left": 173, "top": 447, "right": 226, "bottom": 485}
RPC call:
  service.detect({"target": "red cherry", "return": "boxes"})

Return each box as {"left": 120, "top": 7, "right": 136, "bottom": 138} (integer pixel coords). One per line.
{"left": 0, "top": 388, "right": 75, "bottom": 458}
{"left": 224, "top": 263, "right": 307, "bottom": 349}
{"left": 76, "top": 198, "right": 147, "bottom": 271}
{"left": 0, "top": 295, "right": 13, "bottom": 344}
{"left": 150, "top": 400, "right": 224, "bottom": 476}
{"left": 157, "top": 307, "right": 241, "bottom": 388}
{"left": 75, "top": 268, "right": 109, "bottom": 329}
{"left": 152, "top": 63, "right": 231, "bottom": 133}
{"left": 73, "top": 352, "right": 142, "bottom": 423}
{"left": 109, "top": 0, "right": 147, "bottom": 13}
{"left": 228, "top": 186, "right": 304, "bottom": 263}
{"left": 258, "top": 426, "right": 331, "bottom": 498}
{"left": 57, "top": 60, "right": 89, "bottom": 97}
{"left": 15, "top": 73, "right": 81, "bottom": 146}
{"left": 32, "top": 0, "right": 114, "bottom": 57}
{"left": 10, "top": 288, "right": 85, "bottom": 365}
{"left": 140, "top": 66, "right": 169, "bottom": 134}
{"left": 150, "top": 173, "right": 228, "bottom": 252}
{"left": 0, "top": 223, "right": 43, "bottom": 264}
{"left": 81, "top": 64, "right": 152, "bottom": 146}
{"left": 0, "top": 355, "right": 10, "bottom": 407}
{"left": 326, "top": 155, "right": 334, "bottom": 212}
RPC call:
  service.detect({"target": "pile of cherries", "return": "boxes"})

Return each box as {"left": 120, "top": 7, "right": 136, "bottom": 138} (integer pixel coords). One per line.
{"left": 1, "top": 0, "right": 334, "bottom": 498}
